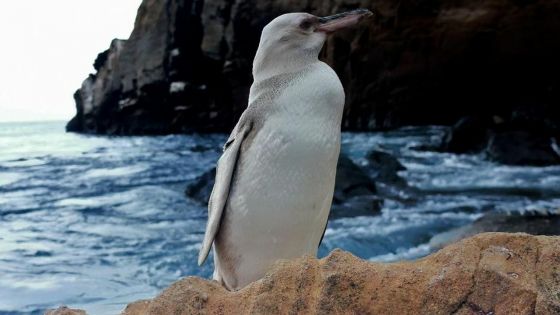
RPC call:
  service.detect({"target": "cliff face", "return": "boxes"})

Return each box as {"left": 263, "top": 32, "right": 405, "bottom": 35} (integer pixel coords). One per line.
{"left": 67, "top": 0, "right": 560, "bottom": 135}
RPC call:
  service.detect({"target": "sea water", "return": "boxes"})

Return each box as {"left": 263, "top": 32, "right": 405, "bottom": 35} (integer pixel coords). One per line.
{"left": 0, "top": 121, "right": 559, "bottom": 314}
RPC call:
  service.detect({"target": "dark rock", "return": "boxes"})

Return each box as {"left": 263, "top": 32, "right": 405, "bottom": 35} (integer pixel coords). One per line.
{"left": 430, "top": 210, "right": 560, "bottom": 249}
{"left": 185, "top": 168, "right": 215, "bottom": 204}
{"left": 186, "top": 154, "right": 378, "bottom": 217}
{"left": 362, "top": 150, "right": 416, "bottom": 201}
{"left": 436, "top": 115, "right": 560, "bottom": 166}
{"left": 65, "top": 114, "right": 81, "bottom": 133}
{"left": 68, "top": 0, "right": 560, "bottom": 136}
{"left": 440, "top": 116, "right": 491, "bottom": 154}
{"left": 485, "top": 131, "right": 560, "bottom": 166}
{"left": 509, "top": 106, "right": 560, "bottom": 135}
{"left": 330, "top": 195, "right": 383, "bottom": 218}
{"left": 66, "top": 1, "right": 232, "bottom": 134}
{"left": 93, "top": 49, "right": 110, "bottom": 72}
{"left": 333, "top": 155, "right": 376, "bottom": 203}
{"left": 365, "top": 150, "right": 406, "bottom": 186}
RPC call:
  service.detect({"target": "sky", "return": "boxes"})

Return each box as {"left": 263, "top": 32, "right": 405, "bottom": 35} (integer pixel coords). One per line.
{"left": 0, "top": 1, "right": 143, "bottom": 122}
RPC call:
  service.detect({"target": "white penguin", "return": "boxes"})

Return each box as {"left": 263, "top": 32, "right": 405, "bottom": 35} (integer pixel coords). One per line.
{"left": 198, "top": 9, "right": 372, "bottom": 290}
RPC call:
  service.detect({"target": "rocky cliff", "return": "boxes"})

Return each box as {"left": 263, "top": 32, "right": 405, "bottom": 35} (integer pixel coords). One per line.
{"left": 68, "top": 0, "right": 560, "bottom": 138}
{"left": 47, "top": 233, "right": 560, "bottom": 315}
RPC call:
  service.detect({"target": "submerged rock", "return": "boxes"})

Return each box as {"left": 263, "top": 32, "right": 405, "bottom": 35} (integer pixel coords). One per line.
{"left": 185, "top": 168, "right": 215, "bottom": 204}
{"left": 330, "top": 195, "right": 383, "bottom": 218}
{"left": 333, "top": 155, "right": 376, "bottom": 203}
{"left": 365, "top": 150, "right": 406, "bottom": 186}
{"left": 119, "top": 233, "right": 560, "bottom": 315}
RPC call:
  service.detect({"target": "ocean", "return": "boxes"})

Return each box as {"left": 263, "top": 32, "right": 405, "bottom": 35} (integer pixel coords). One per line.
{"left": 1, "top": 121, "right": 559, "bottom": 314}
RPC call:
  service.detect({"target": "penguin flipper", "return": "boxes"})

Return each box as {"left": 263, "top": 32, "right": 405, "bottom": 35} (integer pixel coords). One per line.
{"left": 198, "top": 121, "right": 253, "bottom": 266}
{"left": 318, "top": 221, "right": 328, "bottom": 248}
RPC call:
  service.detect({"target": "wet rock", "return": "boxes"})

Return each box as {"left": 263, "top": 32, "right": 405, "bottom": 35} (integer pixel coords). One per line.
{"left": 437, "top": 116, "right": 560, "bottom": 166}
{"left": 440, "top": 116, "right": 491, "bottom": 154}
{"left": 330, "top": 195, "right": 383, "bottom": 218}
{"left": 430, "top": 210, "right": 560, "bottom": 249}
{"left": 363, "top": 150, "right": 417, "bottom": 201}
{"left": 122, "top": 300, "right": 151, "bottom": 315}
{"left": 68, "top": 0, "right": 560, "bottom": 136}
{"left": 365, "top": 150, "right": 406, "bottom": 186}
{"left": 185, "top": 168, "right": 215, "bottom": 204}
{"left": 186, "top": 154, "right": 378, "bottom": 217}
{"left": 121, "top": 233, "right": 560, "bottom": 315}
{"left": 485, "top": 131, "right": 560, "bottom": 166}
{"left": 45, "top": 306, "right": 86, "bottom": 315}
{"left": 333, "top": 155, "right": 376, "bottom": 203}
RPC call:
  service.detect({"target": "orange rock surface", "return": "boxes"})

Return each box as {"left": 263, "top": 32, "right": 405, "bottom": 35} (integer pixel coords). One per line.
{"left": 121, "top": 233, "right": 560, "bottom": 315}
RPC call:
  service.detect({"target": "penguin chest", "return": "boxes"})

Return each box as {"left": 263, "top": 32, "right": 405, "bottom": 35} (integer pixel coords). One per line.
{"left": 258, "top": 115, "right": 339, "bottom": 187}
{"left": 232, "top": 117, "right": 340, "bottom": 222}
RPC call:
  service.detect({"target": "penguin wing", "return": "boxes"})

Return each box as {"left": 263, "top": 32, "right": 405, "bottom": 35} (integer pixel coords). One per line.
{"left": 198, "top": 120, "right": 253, "bottom": 266}
{"left": 318, "top": 222, "right": 328, "bottom": 247}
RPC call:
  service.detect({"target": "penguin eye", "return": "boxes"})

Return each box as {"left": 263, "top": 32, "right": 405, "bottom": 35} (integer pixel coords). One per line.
{"left": 299, "top": 20, "right": 313, "bottom": 30}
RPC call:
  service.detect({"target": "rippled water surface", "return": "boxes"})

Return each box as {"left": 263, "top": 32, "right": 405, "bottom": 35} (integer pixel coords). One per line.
{"left": 1, "top": 121, "right": 559, "bottom": 314}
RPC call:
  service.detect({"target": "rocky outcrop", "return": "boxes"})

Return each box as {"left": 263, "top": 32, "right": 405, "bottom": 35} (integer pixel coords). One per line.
{"left": 184, "top": 154, "right": 379, "bottom": 204}
{"left": 440, "top": 116, "right": 492, "bottom": 154}
{"left": 365, "top": 150, "right": 406, "bottom": 186}
{"left": 115, "top": 233, "right": 560, "bottom": 315}
{"left": 430, "top": 211, "right": 560, "bottom": 249}
{"left": 439, "top": 117, "right": 560, "bottom": 166}
{"left": 68, "top": 1, "right": 234, "bottom": 134}
{"left": 185, "top": 153, "right": 382, "bottom": 217}
{"left": 485, "top": 131, "right": 560, "bottom": 166}
{"left": 68, "top": 0, "right": 560, "bottom": 136}
{"left": 185, "top": 150, "right": 411, "bottom": 217}
{"left": 184, "top": 167, "right": 216, "bottom": 204}
{"left": 332, "top": 155, "right": 377, "bottom": 203}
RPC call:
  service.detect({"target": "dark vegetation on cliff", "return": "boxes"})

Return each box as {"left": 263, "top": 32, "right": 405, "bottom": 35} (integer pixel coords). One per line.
{"left": 67, "top": 0, "right": 560, "bottom": 164}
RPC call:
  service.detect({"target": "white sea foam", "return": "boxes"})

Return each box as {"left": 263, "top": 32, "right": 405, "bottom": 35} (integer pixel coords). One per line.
{"left": 81, "top": 164, "right": 149, "bottom": 179}
{"left": 0, "top": 172, "right": 26, "bottom": 186}
{"left": 369, "top": 243, "right": 433, "bottom": 262}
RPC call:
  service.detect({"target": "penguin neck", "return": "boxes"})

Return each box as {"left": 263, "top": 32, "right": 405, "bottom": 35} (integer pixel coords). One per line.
{"left": 252, "top": 47, "right": 320, "bottom": 82}
{"left": 248, "top": 59, "right": 318, "bottom": 110}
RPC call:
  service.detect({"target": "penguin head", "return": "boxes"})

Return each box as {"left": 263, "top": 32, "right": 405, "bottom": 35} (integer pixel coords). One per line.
{"left": 253, "top": 9, "right": 372, "bottom": 79}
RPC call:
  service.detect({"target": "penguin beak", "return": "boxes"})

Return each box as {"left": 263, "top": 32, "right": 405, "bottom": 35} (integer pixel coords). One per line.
{"left": 316, "top": 9, "right": 373, "bottom": 33}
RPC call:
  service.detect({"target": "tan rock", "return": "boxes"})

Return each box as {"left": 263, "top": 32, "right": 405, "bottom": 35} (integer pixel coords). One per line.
{"left": 44, "top": 306, "right": 86, "bottom": 315}
{"left": 122, "top": 233, "right": 560, "bottom": 315}
{"left": 122, "top": 300, "right": 151, "bottom": 315}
